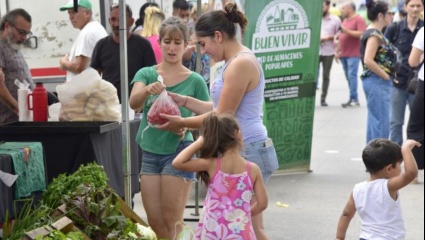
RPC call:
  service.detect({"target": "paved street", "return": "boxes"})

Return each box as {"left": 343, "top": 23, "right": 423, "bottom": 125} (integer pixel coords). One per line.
{"left": 133, "top": 63, "right": 425, "bottom": 239}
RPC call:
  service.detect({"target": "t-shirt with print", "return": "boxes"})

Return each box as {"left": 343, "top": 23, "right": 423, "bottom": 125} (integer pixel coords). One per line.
{"left": 66, "top": 21, "right": 107, "bottom": 82}
{"left": 0, "top": 39, "right": 34, "bottom": 124}
{"left": 131, "top": 66, "right": 210, "bottom": 155}
{"left": 339, "top": 15, "right": 367, "bottom": 58}
{"left": 360, "top": 29, "right": 400, "bottom": 79}
{"left": 412, "top": 27, "right": 424, "bottom": 81}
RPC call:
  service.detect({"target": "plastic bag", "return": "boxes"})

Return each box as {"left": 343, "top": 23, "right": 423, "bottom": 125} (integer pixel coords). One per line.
{"left": 56, "top": 68, "right": 121, "bottom": 122}
{"left": 146, "top": 75, "right": 181, "bottom": 127}
{"left": 147, "top": 90, "right": 181, "bottom": 126}
{"left": 174, "top": 221, "right": 195, "bottom": 240}
{"left": 136, "top": 224, "right": 157, "bottom": 240}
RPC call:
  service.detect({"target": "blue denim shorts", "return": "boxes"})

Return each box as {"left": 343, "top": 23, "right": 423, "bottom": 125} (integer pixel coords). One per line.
{"left": 241, "top": 139, "right": 279, "bottom": 183}
{"left": 140, "top": 141, "right": 195, "bottom": 181}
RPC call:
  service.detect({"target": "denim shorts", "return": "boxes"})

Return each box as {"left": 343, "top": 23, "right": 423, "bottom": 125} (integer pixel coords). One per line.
{"left": 241, "top": 139, "right": 279, "bottom": 183}
{"left": 140, "top": 141, "right": 195, "bottom": 181}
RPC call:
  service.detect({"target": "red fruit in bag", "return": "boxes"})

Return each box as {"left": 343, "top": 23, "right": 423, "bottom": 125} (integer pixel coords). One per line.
{"left": 147, "top": 90, "right": 181, "bottom": 126}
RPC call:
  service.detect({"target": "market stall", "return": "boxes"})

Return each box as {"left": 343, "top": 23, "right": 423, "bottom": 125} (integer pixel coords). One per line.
{"left": 1, "top": 163, "right": 155, "bottom": 240}
{"left": 0, "top": 142, "right": 46, "bottom": 222}
{"left": 0, "top": 121, "right": 142, "bottom": 198}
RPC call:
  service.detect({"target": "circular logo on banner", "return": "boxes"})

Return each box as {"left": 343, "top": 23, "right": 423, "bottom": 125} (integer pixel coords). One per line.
{"left": 252, "top": 0, "right": 311, "bottom": 54}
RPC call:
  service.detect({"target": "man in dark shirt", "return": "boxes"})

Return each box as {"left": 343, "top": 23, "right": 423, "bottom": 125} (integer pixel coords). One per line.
{"left": 91, "top": 4, "right": 156, "bottom": 102}
{"left": 384, "top": 0, "right": 424, "bottom": 146}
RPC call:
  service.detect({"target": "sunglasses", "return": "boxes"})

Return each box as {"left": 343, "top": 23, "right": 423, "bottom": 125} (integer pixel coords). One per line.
{"left": 9, "top": 22, "right": 33, "bottom": 38}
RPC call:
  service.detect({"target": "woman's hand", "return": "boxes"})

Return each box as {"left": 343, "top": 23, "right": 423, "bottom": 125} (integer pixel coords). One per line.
{"left": 384, "top": 73, "right": 391, "bottom": 81}
{"left": 147, "top": 82, "right": 166, "bottom": 95}
{"left": 168, "top": 92, "right": 188, "bottom": 107}
{"left": 158, "top": 114, "right": 184, "bottom": 132}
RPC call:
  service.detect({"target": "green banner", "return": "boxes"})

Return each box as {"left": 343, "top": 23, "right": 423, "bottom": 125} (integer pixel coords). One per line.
{"left": 244, "top": 0, "right": 322, "bottom": 171}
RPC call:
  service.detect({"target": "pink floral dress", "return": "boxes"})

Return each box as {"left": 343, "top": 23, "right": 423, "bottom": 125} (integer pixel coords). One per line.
{"left": 195, "top": 158, "right": 256, "bottom": 240}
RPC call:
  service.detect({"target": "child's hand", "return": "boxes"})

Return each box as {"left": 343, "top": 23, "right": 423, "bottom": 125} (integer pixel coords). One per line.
{"left": 402, "top": 140, "right": 422, "bottom": 150}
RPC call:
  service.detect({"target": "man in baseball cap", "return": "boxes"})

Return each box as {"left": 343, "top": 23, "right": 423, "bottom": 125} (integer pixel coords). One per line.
{"left": 59, "top": 0, "right": 107, "bottom": 82}
{"left": 60, "top": 0, "right": 92, "bottom": 11}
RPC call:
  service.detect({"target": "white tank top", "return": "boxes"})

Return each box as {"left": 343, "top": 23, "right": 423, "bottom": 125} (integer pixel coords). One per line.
{"left": 353, "top": 179, "right": 405, "bottom": 240}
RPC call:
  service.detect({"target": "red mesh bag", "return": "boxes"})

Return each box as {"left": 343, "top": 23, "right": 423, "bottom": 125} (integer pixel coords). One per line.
{"left": 147, "top": 90, "right": 181, "bottom": 126}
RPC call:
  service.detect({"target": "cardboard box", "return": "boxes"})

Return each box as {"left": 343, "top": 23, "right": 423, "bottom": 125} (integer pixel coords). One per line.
{"left": 23, "top": 216, "right": 90, "bottom": 240}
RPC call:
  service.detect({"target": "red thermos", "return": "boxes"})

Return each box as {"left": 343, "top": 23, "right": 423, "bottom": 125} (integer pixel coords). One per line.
{"left": 27, "top": 83, "right": 48, "bottom": 122}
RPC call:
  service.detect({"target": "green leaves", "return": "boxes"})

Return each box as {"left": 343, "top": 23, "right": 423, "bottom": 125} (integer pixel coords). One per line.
{"left": 3, "top": 163, "right": 144, "bottom": 240}
{"left": 41, "top": 163, "right": 108, "bottom": 209}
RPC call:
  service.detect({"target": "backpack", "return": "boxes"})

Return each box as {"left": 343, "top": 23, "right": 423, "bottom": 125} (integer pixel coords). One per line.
{"left": 386, "top": 22, "right": 402, "bottom": 73}
{"left": 390, "top": 21, "right": 400, "bottom": 44}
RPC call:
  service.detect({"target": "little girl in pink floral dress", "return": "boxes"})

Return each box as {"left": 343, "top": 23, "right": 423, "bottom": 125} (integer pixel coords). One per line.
{"left": 173, "top": 113, "right": 268, "bottom": 240}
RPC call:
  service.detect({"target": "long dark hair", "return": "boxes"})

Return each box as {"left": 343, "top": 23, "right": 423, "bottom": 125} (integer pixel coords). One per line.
{"left": 198, "top": 113, "right": 242, "bottom": 185}
{"left": 195, "top": 2, "right": 248, "bottom": 39}
{"left": 365, "top": 0, "right": 389, "bottom": 21}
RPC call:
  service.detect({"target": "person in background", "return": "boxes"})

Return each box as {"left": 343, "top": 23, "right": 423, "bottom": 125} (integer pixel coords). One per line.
{"left": 336, "top": 1, "right": 367, "bottom": 108}
{"left": 189, "top": 3, "right": 209, "bottom": 38}
{"left": 173, "top": 0, "right": 191, "bottom": 23}
{"left": 0, "top": 8, "right": 34, "bottom": 124}
{"left": 59, "top": 0, "right": 107, "bottom": 82}
{"left": 140, "top": 6, "right": 165, "bottom": 64}
{"left": 385, "top": 0, "right": 424, "bottom": 146}
{"left": 173, "top": 0, "right": 193, "bottom": 69}
{"left": 187, "top": 3, "right": 211, "bottom": 87}
{"left": 331, "top": 3, "right": 343, "bottom": 17}
{"left": 360, "top": 0, "right": 397, "bottom": 143}
{"left": 394, "top": 0, "right": 409, "bottom": 22}
{"left": 319, "top": 0, "right": 341, "bottom": 107}
{"left": 336, "top": 139, "right": 421, "bottom": 240}
{"left": 159, "top": 3, "right": 279, "bottom": 239}
{"left": 408, "top": 26, "right": 424, "bottom": 183}
{"left": 132, "top": 2, "right": 159, "bottom": 35}
{"left": 129, "top": 17, "right": 210, "bottom": 239}
{"left": 173, "top": 113, "right": 268, "bottom": 239}
{"left": 91, "top": 4, "right": 156, "bottom": 102}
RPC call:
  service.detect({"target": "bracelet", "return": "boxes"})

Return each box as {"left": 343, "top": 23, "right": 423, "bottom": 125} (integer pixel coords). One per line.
{"left": 183, "top": 96, "right": 189, "bottom": 107}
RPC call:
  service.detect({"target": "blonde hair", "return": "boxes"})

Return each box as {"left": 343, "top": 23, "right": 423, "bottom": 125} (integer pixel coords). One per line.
{"left": 191, "top": 3, "right": 209, "bottom": 17}
{"left": 141, "top": 6, "right": 165, "bottom": 38}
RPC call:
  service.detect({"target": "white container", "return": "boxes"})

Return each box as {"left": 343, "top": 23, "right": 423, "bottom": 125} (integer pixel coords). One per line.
{"left": 18, "top": 89, "right": 32, "bottom": 121}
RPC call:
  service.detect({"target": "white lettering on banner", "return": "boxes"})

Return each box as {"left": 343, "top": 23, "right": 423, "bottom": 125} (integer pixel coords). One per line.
{"left": 265, "top": 61, "right": 294, "bottom": 70}
{"left": 265, "top": 86, "right": 300, "bottom": 101}
{"left": 253, "top": 29, "right": 311, "bottom": 54}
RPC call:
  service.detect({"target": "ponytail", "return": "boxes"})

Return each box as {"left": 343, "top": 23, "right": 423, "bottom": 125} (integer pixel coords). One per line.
{"left": 141, "top": 6, "right": 165, "bottom": 38}
{"left": 198, "top": 113, "right": 242, "bottom": 185}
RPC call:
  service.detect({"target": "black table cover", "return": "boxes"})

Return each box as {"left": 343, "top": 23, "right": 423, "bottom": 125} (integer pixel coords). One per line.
{"left": 0, "top": 121, "right": 142, "bottom": 198}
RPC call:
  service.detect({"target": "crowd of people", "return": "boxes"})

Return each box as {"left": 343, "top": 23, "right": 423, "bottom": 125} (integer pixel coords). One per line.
{"left": 323, "top": 0, "right": 424, "bottom": 238}
{"left": 0, "top": 0, "right": 424, "bottom": 239}
{"left": 321, "top": 0, "right": 424, "bottom": 177}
